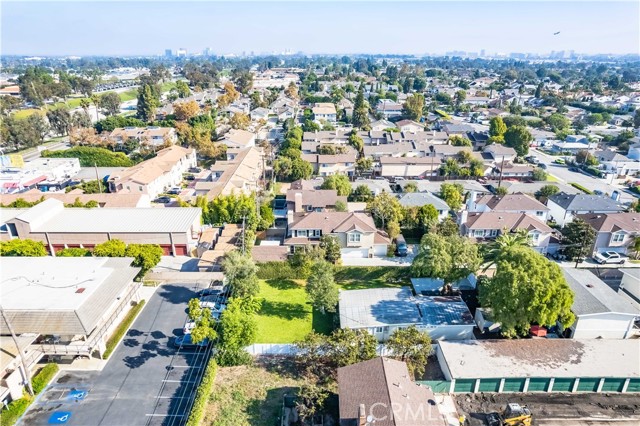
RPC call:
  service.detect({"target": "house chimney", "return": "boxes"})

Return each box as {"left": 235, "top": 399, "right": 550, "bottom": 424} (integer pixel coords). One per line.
{"left": 294, "top": 192, "right": 303, "bottom": 213}
{"left": 358, "top": 404, "right": 367, "bottom": 426}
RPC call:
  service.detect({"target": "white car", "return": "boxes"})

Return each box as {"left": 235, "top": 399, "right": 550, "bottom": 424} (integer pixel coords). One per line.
{"left": 593, "top": 251, "right": 627, "bottom": 265}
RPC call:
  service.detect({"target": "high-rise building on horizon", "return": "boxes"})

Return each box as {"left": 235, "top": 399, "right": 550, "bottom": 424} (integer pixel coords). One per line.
{"left": 203, "top": 47, "right": 212, "bottom": 56}
{"left": 176, "top": 48, "right": 187, "bottom": 57}
{"left": 164, "top": 49, "right": 172, "bottom": 57}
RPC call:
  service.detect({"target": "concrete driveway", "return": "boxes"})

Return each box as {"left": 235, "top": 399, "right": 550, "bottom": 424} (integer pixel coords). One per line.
{"left": 20, "top": 281, "right": 211, "bottom": 426}
{"left": 341, "top": 244, "right": 417, "bottom": 267}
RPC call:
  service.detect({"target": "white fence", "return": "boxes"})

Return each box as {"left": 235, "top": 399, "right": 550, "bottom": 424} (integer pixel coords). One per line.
{"left": 245, "top": 343, "right": 396, "bottom": 356}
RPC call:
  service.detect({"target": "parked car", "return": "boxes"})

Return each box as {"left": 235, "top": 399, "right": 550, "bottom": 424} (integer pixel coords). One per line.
{"left": 394, "top": 235, "right": 408, "bottom": 257}
{"left": 199, "top": 297, "right": 227, "bottom": 311}
{"left": 538, "top": 163, "right": 547, "bottom": 169}
{"left": 183, "top": 173, "right": 195, "bottom": 181}
{"left": 173, "top": 334, "right": 210, "bottom": 349}
{"left": 553, "top": 158, "right": 565, "bottom": 164}
{"left": 568, "top": 166, "right": 579, "bottom": 172}
{"left": 154, "top": 196, "right": 172, "bottom": 204}
{"left": 167, "top": 187, "right": 181, "bottom": 195}
{"left": 183, "top": 312, "right": 222, "bottom": 334}
{"left": 189, "top": 167, "right": 202, "bottom": 173}
{"left": 593, "top": 251, "right": 627, "bottom": 265}
{"left": 593, "top": 190, "right": 604, "bottom": 196}
{"left": 198, "top": 285, "right": 228, "bottom": 297}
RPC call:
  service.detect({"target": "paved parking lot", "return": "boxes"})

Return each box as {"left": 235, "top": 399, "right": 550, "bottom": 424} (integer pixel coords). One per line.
{"left": 20, "top": 281, "right": 210, "bottom": 426}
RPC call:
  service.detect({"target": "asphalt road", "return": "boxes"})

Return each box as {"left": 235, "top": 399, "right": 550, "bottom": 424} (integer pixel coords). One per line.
{"left": 20, "top": 281, "right": 210, "bottom": 426}
{"left": 531, "top": 148, "right": 638, "bottom": 203}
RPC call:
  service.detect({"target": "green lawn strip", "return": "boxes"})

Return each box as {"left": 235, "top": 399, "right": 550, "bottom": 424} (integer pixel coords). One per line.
{"left": 12, "top": 108, "right": 41, "bottom": 120}
{"left": 0, "top": 363, "right": 59, "bottom": 426}
{"left": 103, "top": 300, "right": 146, "bottom": 359}
{"left": 569, "top": 182, "right": 593, "bottom": 194}
{"left": 545, "top": 174, "right": 560, "bottom": 182}
{"left": 185, "top": 359, "right": 218, "bottom": 426}
{"left": 334, "top": 266, "right": 411, "bottom": 290}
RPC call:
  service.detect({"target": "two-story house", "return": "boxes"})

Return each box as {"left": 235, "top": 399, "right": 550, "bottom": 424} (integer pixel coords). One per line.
{"left": 467, "top": 192, "right": 550, "bottom": 221}
{"left": 578, "top": 212, "right": 640, "bottom": 257}
{"left": 375, "top": 99, "right": 403, "bottom": 119}
{"left": 222, "top": 129, "right": 256, "bottom": 149}
{"left": 302, "top": 153, "right": 356, "bottom": 177}
{"left": 285, "top": 211, "right": 389, "bottom": 258}
{"left": 547, "top": 192, "right": 626, "bottom": 226}
{"left": 395, "top": 119, "right": 424, "bottom": 133}
{"left": 110, "top": 126, "right": 177, "bottom": 147}
{"left": 594, "top": 150, "right": 640, "bottom": 178}
{"left": 285, "top": 189, "right": 347, "bottom": 212}
{"left": 312, "top": 102, "right": 337, "bottom": 123}
{"left": 461, "top": 211, "right": 554, "bottom": 253}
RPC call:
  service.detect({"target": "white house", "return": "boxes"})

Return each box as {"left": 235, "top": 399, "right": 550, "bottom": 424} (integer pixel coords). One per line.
{"left": 223, "top": 129, "right": 256, "bottom": 149}
{"left": 594, "top": 150, "right": 640, "bottom": 177}
{"left": 547, "top": 192, "right": 626, "bottom": 226}
{"left": 312, "top": 102, "right": 337, "bottom": 123}
{"left": 578, "top": 212, "right": 640, "bottom": 257}
{"left": 563, "top": 268, "right": 639, "bottom": 340}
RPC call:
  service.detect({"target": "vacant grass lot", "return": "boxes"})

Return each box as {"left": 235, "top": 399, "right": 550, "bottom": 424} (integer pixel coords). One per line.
{"left": 204, "top": 358, "right": 318, "bottom": 426}
{"left": 334, "top": 265, "right": 412, "bottom": 289}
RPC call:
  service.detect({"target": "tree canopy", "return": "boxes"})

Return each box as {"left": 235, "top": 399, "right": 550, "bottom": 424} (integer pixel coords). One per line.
{"left": 412, "top": 233, "right": 481, "bottom": 284}
{"left": 306, "top": 261, "right": 339, "bottom": 314}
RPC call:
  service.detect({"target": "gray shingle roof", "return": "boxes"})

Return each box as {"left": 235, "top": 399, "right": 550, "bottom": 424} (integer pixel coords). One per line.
{"left": 562, "top": 268, "right": 640, "bottom": 316}
{"left": 548, "top": 192, "right": 626, "bottom": 212}
{"left": 397, "top": 192, "right": 449, "bottom": 211}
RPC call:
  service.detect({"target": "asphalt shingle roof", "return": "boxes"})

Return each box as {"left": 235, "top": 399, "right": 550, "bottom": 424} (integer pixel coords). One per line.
{"left": 548, "top": 192, "right": 626, "bottom": 212}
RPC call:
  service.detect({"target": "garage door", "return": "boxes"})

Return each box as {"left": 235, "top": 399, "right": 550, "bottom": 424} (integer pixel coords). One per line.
{"left": 453, "top": 379, "right": 476, "bottom": 393}
{"left": 552, "top": 378, "right": 574, "bottom": 392}
{"left": 626, "top": 379, "right": 640, "bottom": 393}
{"left": 160, "top": 245, "right": 172, "bottom": 255}
{"left": 373, "top": 244, "right": 387, "bottom": 256}
{"left": 577, "top": 378, "right": 600, "bottom": 392}
{"left": 527, "top": 378, "right": 550, "bottom": 392}
{"left": 601, "top": 378, "right": 625, "bottom": 392}
{"left": 478, "top": 379, "right": 501, "bottom": 393}
{"left": 341, "top": 248, "right": 369, "bottom": 258}
{"left": 174, "top": 245, "right": 188, "bottom": 256}
{"left": 502, "top": 378, "right": 525, "bottom": 392}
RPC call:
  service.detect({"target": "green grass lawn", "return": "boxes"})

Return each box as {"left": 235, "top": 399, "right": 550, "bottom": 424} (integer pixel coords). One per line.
{"left": 255, "top": 279, "right": 333, "bottom": 343}
{"left": 12, "top": 108, "right": 41, "bottom": 119}
{"left": 546, "top": 174, "right": 560, "bottom": 182}
{"left": 334, "top": 266, "right": 412, "bottom": 290}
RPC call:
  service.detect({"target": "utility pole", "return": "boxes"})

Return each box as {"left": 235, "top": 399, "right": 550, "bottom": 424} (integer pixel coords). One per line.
{"left": 574, "top": 226, "right": 591, "bottom": 269}
{"left": 94, "top": 162, "right": 103, "bottom": 193}
{"left": 497, "top": 155, "right": 505, "bottom": 190}
{"left": 1, "top": 307, "right": 34, "bottom": 395}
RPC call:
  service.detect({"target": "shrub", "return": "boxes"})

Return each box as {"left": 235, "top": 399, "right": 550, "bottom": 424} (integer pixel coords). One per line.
{"left": 0, "top": 239, "right": 47, "bottom": 256}
{"left": 185, "top": 359, "right": 218, "bottom": 426}
{"left": 0, "top": 396, "right": 33, "bottom": 426}
{"left": 42, "top": 146, "right": 134, "bottom": 167}
{"left": 57, "top": 247, "right": 92, "bottom": 257}
{"left": 256, "top": 261, "right": 297, "bottom": 280}
{"left": 103, "top": 300, "right": 146, "bottom": 359}
{"left": 32, "top": 363, "right": 59, "bottom": 394}
{"left": 570, "top": 183, "right": 593, "bottom": 194}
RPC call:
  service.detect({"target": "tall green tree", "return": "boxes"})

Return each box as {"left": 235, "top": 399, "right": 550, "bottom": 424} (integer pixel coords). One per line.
{"left": 221, "top": 250, "right": 260, "bottom": 298}
{"left": 479, "top": 247, "right": 576, "bottom": 337}
{"left": 320, "top": 235, "right": 341, "bottom": 264}
{"left": 412, "top": 233, "right": 480, "bottom": 285}
{"left": 386, "top": 326, "right": 432, "bottom": 378}
{"left": 136, "top": 84, "right": 159, "bottom": 122}
{"left": 306, "top": 261, "right": 339, "bottom": 314}
{"left": 439, "top": 182, "right": 464, "bottom": 210}
{"left": 560, "top": 218, "right": 596, "bottom": 261}
{"left": 320, "top": 174, "right": 352, "bottom": 196}
{"left": 402, "top": 93, "right": 425, "bottom": 120}
{"left": 368, "top": 191, "right": 404, "bottom": 229}
{"left": 100, "top": 92, "right": 121, "bottom": 116}
{"left": 481, "top": 229, "right": 530, "bottom": 271}
{"left": 46, "top": 107, "right": 72, "bottom": 136}
{"left": 504, "top": 125, "right": 532, "bottom": 157}
{"left": 352, "top": 86, "right": 369, "bottom": 129}
{"left": 489, "top": 116, "right": 507, "bottom": 137}
{"left": 125, "top": 244, "right": 164, "bottom": 279}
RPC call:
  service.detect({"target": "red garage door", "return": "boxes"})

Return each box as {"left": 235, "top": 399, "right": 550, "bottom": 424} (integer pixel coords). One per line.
{"left": 160, "top": 245, "right": 172, "bottom": 255}
{"left": 174, "top": 245, "right": 188, "bottom": 256}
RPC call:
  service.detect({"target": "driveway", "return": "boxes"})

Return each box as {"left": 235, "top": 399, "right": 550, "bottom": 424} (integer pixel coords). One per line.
{"left": 20, "top": 281, "right": 210, "bottom": 426}
{"left": 341, "top": 245, "right": 417, "bottom": 267}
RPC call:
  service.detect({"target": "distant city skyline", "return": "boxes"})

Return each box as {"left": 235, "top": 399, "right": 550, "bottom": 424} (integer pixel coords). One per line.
{"left": 2, "top": 1, "right": 639, "bottom": 57}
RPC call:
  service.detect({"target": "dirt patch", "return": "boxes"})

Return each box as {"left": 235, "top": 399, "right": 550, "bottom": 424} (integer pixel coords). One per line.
{"left": 482, "top": 339, "right": 586, "bottom": 368}
{"left": 454, "top": 392, "right": 640, "bottom": 426}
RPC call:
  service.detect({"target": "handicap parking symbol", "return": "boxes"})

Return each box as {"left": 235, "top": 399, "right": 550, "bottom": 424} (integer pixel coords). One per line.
{"left": 49, "top": 411, "right": 72, "bottom": 424}
{"left": 67, "top": 389, "right": 87, "bottom": 401}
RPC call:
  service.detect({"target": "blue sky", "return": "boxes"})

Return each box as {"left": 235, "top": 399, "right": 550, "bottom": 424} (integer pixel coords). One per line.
{"left": 2, "top": 1, "right": 639, "bottom": 56}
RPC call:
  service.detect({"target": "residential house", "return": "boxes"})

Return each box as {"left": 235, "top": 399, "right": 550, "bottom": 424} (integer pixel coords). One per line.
{"left": 349, "top": 179, "right": 393, "bottom": 196}
{"left": 488, "top": 161, "right": 535, "bottom": 179}
{"left": 1, "top": 198, "right": 202, "bottom": 255}
{"left": 578, "top": 212, "right": 640, "bottom": 257}
{"left": 369, "top": 119, "right": 396, "bottom": 131}
{"left": 395, "top": 119, "right": 424, "bottom": 133}
{"left": 483, "top": 180, "right": 580, "bottom": 196}
{"left": 551, "top": 135, "right": 597, "bottom": 153}
{"left": 336, "top": 98, "right": 354, "bottom": 118}
{"left": 250, "top": 107, "right": 270, "bottom": 121}
{"left": 468, "top": 192, "right": 550, "bottom": 221}
{"left": 338, "top": 357, "right": 445, "bottom": 426}
{"left": 376, "top": 99, "right": 403, "bottom": 118}
{"left": 466, "top": 131, "right": 490, "bottom": 150}
{"left": 482, "top": 144, "right": 517, "bottom": 162}
{"left": 285, "top": 211, "right": 389, "bottom": 258}
{"left": 441, "top": 122, "right": 474, "bottom": 136}
{"left": 110, "top": 126, "right": 177, "bottom": 147}
{"left": 107, "top": 145, "right": 196, "bottom": 199}
{"left": 363, "top": 142, "right": 416, "bottom": 160}
{"left": 627, "top": 139, "right": 640, "bottom": 160}
{"left": 285, "top": 189, "right": 347, "bottom": 212}
{"left": 338, "top": 287, "right": 475, "bottom": 341}
{"left": 594, "top": 150, "right": 640, "bottom": 177}
{"left": 562, "top": 268, "right": 640, "bottom": 339}
{"left": 0, "top": 192, "right": 151, "bottom": 208}
{"left": 547, "top": 192, "right": 626, "bottom": 226}
{"left": 197, "top": 147, "right": 263, "bottom": 199}
{"left": 461, "top": 211, "right": 554, "bottom": 253}
{"left": 312, "top": 102, "right": 337, "bottom": 123}
{"left": 303, "top": 152, "right": 356, "bottom": 177}
{"left": 379, "top": 156, "right": 442, "bottom": 179}
{"left": 222, "top": 129, "right": 256, "bottom": 149}
{"left": 303, "top": 130, "right": 350, "bottom": 144}
{"left": 397, "top": 192, "right": 450, "bottom": 222}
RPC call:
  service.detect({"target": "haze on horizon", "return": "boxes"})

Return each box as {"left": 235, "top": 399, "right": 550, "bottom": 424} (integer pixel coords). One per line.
{"left": 2, "top": 1, "right": 639, "bottom": 57}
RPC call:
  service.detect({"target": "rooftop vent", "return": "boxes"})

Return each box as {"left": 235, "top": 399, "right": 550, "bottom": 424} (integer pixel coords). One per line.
{"left": 75, "top": 288, "right": 86, "bottom": 293}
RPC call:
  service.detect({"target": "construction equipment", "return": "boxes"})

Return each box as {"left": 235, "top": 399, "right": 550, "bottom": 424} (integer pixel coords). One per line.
{"left": 485, "top": 403, "right": 532, "bottom": 426}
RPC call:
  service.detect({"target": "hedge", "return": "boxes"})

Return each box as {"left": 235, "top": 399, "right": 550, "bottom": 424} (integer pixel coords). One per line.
{"left": 570, "top": 183, "right": 593, "bottom": 194}
{"left": 0, "top": 363, "right": 59, "bottom": 426}
{"left": 256, "top": 261, "right": 297, "bottom": 280}
{"left": 103, "top": 300, "right": 146, "bottom": 359}
{"left": 41, "top": 146, "right": 134, "bottom": 167}
{"left": 32, "top": 363, "right": 59, "bottom": 394}
{"left": 185, "top": 358, "right": 218, "bottom": 426}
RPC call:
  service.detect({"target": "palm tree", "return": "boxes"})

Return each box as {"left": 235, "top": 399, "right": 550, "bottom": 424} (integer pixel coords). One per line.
{"left": 90, "top": 94, "right": 100, "bottom": 122}
{"left": 632, "top": 236, "right": 640, "bottom": 260}
{"left": 482, "top": 229, "right": 531, "bottom": 271}
{"left": 79, "top": 98, "right": 90, "bottom": 114}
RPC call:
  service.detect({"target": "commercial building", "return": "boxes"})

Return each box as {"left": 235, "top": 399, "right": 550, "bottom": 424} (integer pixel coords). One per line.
{"left": 0, "top": 157, "right": 81, "bottom": 194}
{"left": 1, "top": 198, "right": 202, "bottom": 255}
{"left": 1, "top": 257, "right": 141, "bottom": 404}
{"left": 435, "top": 339, "right": 640, "bottom": 393}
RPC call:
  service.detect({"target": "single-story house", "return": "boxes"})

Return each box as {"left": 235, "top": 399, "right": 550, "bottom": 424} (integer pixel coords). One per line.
{"left": 397, "top": 192, "right": 450, "bottom": 222}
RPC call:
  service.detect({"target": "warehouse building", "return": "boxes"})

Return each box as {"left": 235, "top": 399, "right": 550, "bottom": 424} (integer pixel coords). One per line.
{"left": 1, "top": 198, "right": 202, "bottom": 255}
{"left": 434, "top": 339, "right": 640, "bottom": 394}
{"left": 1, "top": 257, "right": 141, "bottom": 404}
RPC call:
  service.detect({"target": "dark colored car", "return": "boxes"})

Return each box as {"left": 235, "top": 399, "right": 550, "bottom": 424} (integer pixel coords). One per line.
{"left": 189, "top": 167, "right": 202, "bottom": 173}
{"left": 538, "top": 163, "right": 547, "bottom": 169}
{"left": 173, "top": 334, "right": 210, "bottom": 349}
{"left": 395, "top": 235, "right": 408, "bottom": 257}
{"left": 183, "top": 174, "right": 195, "bottom": 181}
{"left": 568, "top": 166, "right": 579, "bottom": 172}
{"left": 154, "top": 196, "right": 172, "bottom": 204}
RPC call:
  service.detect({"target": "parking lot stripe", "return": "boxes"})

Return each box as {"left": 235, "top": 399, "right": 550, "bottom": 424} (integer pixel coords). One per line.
{"left": 171, "top": 365, "right": 201, "bottom": 368}
{"left": 162, "top": 380, "right": 197, "bottom": 383}
{"left": 145, "top": 414, "right": 184, "bottom": 417}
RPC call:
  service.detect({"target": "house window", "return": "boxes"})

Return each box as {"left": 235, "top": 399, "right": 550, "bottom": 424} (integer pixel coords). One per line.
{"left": 313, "top": 230, "right": 321, "bottom": 237}
{"left": 375, "top": 327, "right": 383, "bottom": 333}
{"left": 536, "top": 211, "right": 544, "bottom": 217}
{"left": 473, "top": 230, "right": 485, "bottom": 237}
{"left": 612, "top": 233, "right": 625, "bottom": 243}
{"left": 529, "top": 232, "right": 540, "bottom": 242}
{"left": 490, "top": 229, "right": 498, "bottom": 237}
{"left": 348, "top": 233, "right": 361, "bottom": 243}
